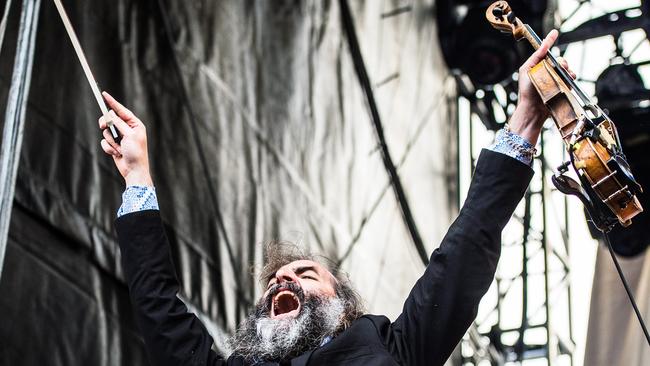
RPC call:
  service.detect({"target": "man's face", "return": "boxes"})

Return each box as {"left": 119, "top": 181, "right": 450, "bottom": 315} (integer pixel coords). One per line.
{"left": 229, "top": 259, "right": 345, "bottom": 361}
{"left": 262, "top": 260, "right": 337, "bottom": 320}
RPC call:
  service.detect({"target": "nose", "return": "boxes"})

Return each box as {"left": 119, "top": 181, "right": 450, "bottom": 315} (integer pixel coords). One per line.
{"left": 275, "top": 266, "right": 299, "bottom": 285}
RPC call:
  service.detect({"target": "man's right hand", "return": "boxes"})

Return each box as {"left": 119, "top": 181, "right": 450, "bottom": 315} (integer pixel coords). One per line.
{"left": 99, "top": 92, "right": 153, "bottom": 187}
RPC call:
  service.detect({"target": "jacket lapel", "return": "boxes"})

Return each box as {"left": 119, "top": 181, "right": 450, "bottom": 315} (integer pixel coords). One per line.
{"left": 290, "top": 349, "right": 315, "bottom": 366}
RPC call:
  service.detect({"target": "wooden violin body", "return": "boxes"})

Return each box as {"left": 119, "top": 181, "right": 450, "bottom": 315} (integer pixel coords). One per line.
{"left": 528, "top": 59, "right": 643, "bottom": 225}
{"left": 486, "top": 1, "right": 643, "bottom": 229}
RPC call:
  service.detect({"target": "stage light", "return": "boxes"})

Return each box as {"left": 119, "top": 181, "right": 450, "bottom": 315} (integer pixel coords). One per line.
{"left": 437, "top": 0, "right": 554, "bottom": 87}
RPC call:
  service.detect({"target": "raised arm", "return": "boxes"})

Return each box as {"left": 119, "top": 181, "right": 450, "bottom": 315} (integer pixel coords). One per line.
{"left": 386, "top": 30, "right": 573, "bottom": 365}
{"left": 99, "top": 94, "right": 224, "bottom": 366}
{"left": 387, "top": 148, "right": 533, "bottom": 365}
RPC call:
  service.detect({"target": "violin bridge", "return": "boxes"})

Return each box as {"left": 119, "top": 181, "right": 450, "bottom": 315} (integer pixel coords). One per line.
{"left": 597, "top": 123, "right": 617, "bottom": 149}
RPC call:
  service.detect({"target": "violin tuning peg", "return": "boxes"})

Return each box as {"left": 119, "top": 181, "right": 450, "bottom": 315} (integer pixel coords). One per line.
{"left": 492, "top": 7, "right": 504, "bottom": 19}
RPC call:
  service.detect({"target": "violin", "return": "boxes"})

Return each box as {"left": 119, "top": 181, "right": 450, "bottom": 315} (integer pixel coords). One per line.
{"left": 485, "top": 1, "right": 643, "bottom": 231}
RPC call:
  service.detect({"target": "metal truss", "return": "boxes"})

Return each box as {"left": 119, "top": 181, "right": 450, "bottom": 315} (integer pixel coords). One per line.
{"left": 450, "top": 1, "right": 650, "bottom": 364}
{"left": 456, "top": 97, "right": 576, "bottom": 366}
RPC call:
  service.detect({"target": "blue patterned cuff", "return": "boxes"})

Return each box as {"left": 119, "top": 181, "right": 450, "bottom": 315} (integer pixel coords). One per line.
{"left": 489, "top": 128, "right": 536, "bottom": 166}
{"left": 117, "top": 186, "right": 159, "bottom": 217}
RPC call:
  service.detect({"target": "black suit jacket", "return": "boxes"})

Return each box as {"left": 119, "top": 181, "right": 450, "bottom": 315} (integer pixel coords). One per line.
{"left": 115, "top": 149, "right": 533, "bottom": 366}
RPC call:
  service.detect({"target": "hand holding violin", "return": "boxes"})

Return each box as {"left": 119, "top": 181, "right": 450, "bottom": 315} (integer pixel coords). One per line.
{"left": 509, "top": 29, "right": 575, "bottom": 146}
{"left": 487, "top": 0, "right": 643, "bottom": 227}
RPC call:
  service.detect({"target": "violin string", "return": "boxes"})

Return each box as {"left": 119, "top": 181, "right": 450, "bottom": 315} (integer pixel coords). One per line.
{"left": 524, "top": 24, "right": 593, "bottom": 107}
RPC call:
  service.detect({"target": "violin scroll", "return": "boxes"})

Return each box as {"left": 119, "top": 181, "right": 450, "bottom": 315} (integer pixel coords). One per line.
{"left": 486, "top": 1, "right": 526, "bottom": 40}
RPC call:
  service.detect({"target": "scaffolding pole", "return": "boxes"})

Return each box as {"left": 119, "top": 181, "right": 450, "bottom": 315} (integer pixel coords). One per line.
{"left": 457, "top": 97, "right": 576, "bottom": 365}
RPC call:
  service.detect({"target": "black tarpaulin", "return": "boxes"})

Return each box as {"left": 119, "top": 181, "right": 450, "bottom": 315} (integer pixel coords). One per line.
{"left": 0, "top": 1, "right": 456, "bottom": 364}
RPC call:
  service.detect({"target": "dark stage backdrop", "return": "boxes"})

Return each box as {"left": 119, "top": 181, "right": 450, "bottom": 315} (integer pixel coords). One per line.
{"left": 0, "top": 0, "right": 457, "bottom": 364}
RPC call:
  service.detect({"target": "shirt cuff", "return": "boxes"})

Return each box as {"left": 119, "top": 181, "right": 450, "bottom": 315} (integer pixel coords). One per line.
{"left": 489, "top": 128, "right": 536, "bottom": 166}
{"left": 117, "top": 186, "right": 159, "bottom": 217}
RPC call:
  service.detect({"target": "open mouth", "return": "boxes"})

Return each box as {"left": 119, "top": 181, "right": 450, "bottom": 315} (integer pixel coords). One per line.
{"left": 271, "top": 290, "right": 301, "bottom": 319}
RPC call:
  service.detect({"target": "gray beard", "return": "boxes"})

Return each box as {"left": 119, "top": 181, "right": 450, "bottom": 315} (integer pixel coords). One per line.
{"left": 228, "top": 295, "right": 345, "bottom": 362}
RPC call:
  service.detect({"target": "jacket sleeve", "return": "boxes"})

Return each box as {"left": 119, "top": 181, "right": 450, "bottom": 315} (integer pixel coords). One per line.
{"left": 115, "top": 210, "right": 225, "bottom": 366}
{"left": 387, "top": 149, "right": 534, "bottom": 365}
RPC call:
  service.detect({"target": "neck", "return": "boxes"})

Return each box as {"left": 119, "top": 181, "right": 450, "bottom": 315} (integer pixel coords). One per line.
{"left": 521, "top": 24, "right": 542, "bottom": 50}
{"left": 520, "top": 24, "right": 593, "bottom": 106}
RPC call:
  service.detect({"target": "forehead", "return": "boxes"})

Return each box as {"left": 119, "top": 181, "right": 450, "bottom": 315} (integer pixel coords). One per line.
{"left": 281, "top": 259, "right": 330, "bottom": 274}
{"left": 272, "top": 260, "right": 337, "bottom": 287}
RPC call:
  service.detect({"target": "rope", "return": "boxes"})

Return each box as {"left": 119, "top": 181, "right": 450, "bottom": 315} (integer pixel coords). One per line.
{"left": 0, "top": 0, "right": 41, "bottom": 278}
{"left": 339, "top": 0, "right": 429, "bottom": 265}
{"left": 0, "top": 0, "right": 13, "bottom": 55}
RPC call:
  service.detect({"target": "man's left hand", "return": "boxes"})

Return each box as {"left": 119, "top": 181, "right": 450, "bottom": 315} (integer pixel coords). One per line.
{"left": 509, "top": 29, "right": 576, "bottom": 145}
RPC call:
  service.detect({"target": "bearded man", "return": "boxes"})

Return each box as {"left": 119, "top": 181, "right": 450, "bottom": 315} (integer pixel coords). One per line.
{"left": 98, "top": 30, "right": 573, "bottom": 366}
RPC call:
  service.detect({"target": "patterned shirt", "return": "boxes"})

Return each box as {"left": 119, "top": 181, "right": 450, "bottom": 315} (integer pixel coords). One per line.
{"left": 116, "top": 128, "right": 534, "bottom": 217}
{"left": 117, "top": 185, "right": 159, "bottom": 217}
{"left": 491, "top": 128, "right": 536, "bottom": 166}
